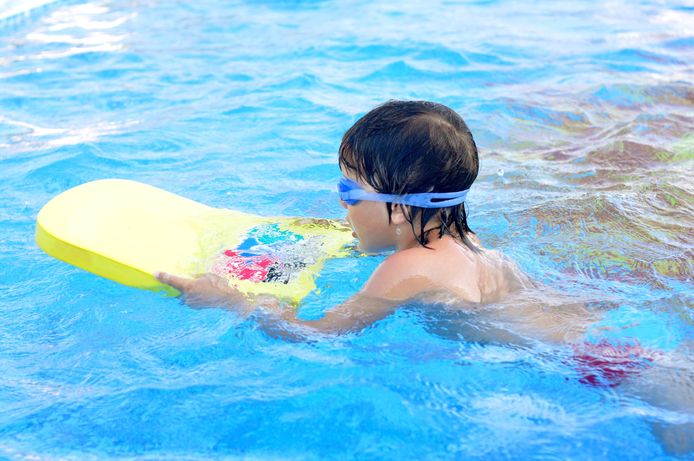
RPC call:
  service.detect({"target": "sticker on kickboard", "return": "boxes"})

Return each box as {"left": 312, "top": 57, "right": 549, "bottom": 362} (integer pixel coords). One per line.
{"left": 211, "top": 223, "right": 324, "bottom": 284}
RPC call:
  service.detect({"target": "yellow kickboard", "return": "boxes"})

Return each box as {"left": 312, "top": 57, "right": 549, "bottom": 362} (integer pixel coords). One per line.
{"left": 36, "top": 179, "right": 353, "bottom": 304}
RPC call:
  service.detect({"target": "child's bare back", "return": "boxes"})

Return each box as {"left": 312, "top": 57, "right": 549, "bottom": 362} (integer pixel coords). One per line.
{"left": 363, "top": 234, "right": 530, "bottom": 304}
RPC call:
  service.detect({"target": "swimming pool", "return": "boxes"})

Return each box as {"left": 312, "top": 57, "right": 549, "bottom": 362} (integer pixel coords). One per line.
{"left": 1, "top": 0, "right": 692, "bottom": 458}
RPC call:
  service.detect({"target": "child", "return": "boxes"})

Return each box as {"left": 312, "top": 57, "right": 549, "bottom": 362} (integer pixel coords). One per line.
{"left": 156, "top": 100, "right": 694, "bottom": 454}
{"left": 156, "top": 100, "right": 531, "bottom": 333}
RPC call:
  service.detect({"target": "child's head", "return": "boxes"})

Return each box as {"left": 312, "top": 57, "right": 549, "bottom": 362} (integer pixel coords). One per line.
{"left": 339, "top": 100, "right": 479, "bottom": 250}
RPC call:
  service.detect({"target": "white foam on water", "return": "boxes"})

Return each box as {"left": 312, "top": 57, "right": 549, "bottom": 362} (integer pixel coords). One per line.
{"left": 0, "top": 0, "right": 61, "bottom": 22}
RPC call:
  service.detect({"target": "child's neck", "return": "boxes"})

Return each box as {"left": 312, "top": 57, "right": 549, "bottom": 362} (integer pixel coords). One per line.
{"left": 395, "top": 220, "right": 446, "bottom": 251}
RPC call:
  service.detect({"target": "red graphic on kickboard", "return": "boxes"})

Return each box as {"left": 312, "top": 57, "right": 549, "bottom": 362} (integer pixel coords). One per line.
{"left": 217, "top": 249, "right": 278, "bottom": 283}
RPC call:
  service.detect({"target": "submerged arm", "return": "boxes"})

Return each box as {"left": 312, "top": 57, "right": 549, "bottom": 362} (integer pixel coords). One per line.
{"left": 155, "top": 272, "right": 400, "bottom": 335}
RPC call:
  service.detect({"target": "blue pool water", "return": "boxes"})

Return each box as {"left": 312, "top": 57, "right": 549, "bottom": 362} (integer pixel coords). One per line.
{"left": 1, "top": 0, "right": 693, "bottom": 459}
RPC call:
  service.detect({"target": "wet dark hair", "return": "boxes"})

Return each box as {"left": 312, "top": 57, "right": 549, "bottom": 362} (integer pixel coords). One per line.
{"left": 339, "top": 100, "right": 479, "bottom": 250}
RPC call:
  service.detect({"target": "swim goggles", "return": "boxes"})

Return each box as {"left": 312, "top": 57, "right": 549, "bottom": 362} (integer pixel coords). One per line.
{"left": 337, "top": 176, "right": 469, "bottom": 208}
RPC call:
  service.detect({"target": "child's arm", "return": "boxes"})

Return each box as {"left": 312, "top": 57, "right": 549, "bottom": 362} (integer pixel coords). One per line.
{"left": 155, "top": 269, "right": 403, "bottom": 335}
{"left": 156, "top": 248, "right": 464, "bottom": 334}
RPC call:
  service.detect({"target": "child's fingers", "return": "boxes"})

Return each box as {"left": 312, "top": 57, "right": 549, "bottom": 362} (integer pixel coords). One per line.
{"left": 155, "top": 271, "right": 192, "bottom": 292}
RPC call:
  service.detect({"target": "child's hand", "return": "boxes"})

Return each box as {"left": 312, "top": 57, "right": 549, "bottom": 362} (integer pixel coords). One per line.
{"left": 155, "top": 271, "right": 248, "bottom": 310}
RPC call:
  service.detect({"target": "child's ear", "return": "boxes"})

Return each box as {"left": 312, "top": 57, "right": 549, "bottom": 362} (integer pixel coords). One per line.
{"left": 390, "top": 203, "right": 408, "bottom": 226}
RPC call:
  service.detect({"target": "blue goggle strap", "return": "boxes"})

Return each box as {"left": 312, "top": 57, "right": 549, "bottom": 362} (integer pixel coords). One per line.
{"left": 338, "top": 179, "right": 469, "bottom": 208}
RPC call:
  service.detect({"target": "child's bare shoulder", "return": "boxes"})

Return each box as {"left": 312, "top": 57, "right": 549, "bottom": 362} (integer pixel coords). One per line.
{"left": 360, "top": 238, "right": 479, "bottom": 302}
{"left": 361, "top": 236, "right": 531, "bottom": 304}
